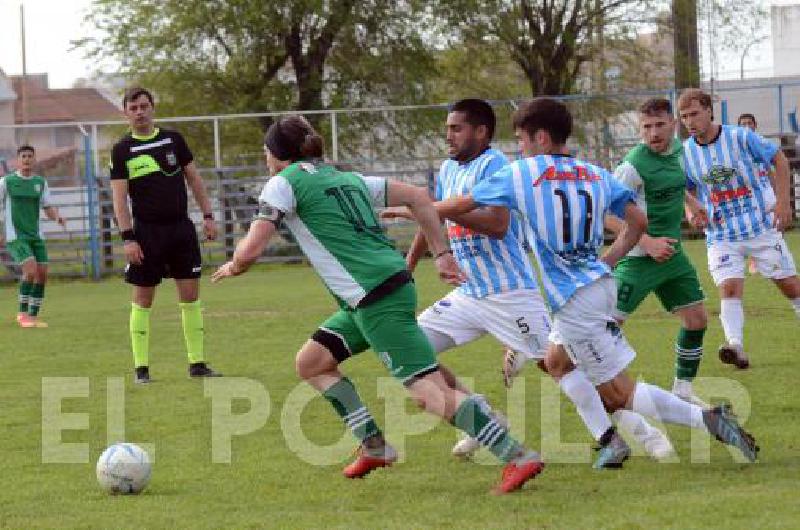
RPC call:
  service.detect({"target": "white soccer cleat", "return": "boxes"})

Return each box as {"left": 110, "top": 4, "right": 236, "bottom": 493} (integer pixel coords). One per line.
{"left": 502, "top": 348, "right": 528, "bottom": 388}
{"left": 640, "top": 429, "right": 676, "bottom": 462}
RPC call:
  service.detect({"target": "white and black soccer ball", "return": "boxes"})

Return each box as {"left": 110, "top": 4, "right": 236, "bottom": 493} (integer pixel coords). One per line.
{"left": 96, "top": 443, "right": 152, "bottom": 494}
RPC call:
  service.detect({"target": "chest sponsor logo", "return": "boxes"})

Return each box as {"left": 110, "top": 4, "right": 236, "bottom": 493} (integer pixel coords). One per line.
{"left": 710, "top": 186, "right": 752, "bottom": 205}
{"left": 703, "top": 165, "right": 738, "bottom": 186}
{"left": 649, "top": 184, "right": 684, "bottom": 201}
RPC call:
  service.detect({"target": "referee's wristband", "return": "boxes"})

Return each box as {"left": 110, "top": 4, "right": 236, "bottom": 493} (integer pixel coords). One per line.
{"left": 121, "top": 229, "right": 135, "bottom": 242}
{"left": 433, "top": 249, "right": 453, "bottom": 259}
{"left": 203, "top": 213, "right": 214, "bottom": 220}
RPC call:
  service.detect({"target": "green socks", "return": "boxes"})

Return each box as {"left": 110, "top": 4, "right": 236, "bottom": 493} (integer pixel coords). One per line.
{"left": 675, "top": 327, "right": 705, "bottom": 381}
{"left": 130, "top": 303, "right": 151, "bottom": 368}
{"left": 18, "top": 281, "right": 32, "bottom": 313}
{"left": 28, "top": 283, "right": 45, "bottom": 317}
{"left": 322, "top": 377, "right": 381, "bottom": 441}
{"left": 180, "top": 300, "right": 204, "bottom": 364}
{"left": 451, "top": 395, "right": 522, "bottom": 463}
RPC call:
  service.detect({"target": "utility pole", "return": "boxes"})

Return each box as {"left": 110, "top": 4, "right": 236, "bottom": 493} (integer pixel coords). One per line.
{"left": 672, "top": 0, "right": 700, "bottom": 89}
{"left": 20, "top": 3, "right": 29, "bottom": 139}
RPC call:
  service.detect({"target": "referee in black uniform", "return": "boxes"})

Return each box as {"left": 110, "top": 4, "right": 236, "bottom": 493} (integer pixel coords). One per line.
{"left": 110, "top": 87, "right": 221, "bottom": 384}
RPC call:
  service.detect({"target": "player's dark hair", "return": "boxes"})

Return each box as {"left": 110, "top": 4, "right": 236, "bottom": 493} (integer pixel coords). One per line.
{"left": 512, "top": 98, "right": 572, "bottom": 145}
{"left": 123, "top": 87, "right": 155, "bottom": 108}
{"left": 264, "top": 116, "right": 325, "bottom": 161}
{"left": 449, "top": 98, "right": 496, "bottom": 140}
{"left": 639, "top": 98, "right": 672, "bottom": 117}
{"left": 737, "top": 113, "right": 757, "bottom": 127}
{"left": 677, "top": 88, "right": 712, "bottom": 110}
{"left": 16, "top": 144, "right": 35, "bottom": 155}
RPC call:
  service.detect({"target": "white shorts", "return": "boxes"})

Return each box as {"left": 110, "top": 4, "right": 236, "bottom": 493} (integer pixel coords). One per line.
{"left": 418, "top": 288, "right": 550, "bottom": 359}
{"left": 708, "top": 229, "right": 797, "bottom": 285}
{"left": 549, "top": 277, "right": 636, "bottom": 385}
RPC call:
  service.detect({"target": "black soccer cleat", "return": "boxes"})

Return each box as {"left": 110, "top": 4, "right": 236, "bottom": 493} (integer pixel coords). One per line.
{"left": 702, "top": 403, "right": 759, "bottom": 462}
{"left": 134, "top": 366, "right": 151, "bottom": 385}
{"left": 189, "top": 362, "right": 222, "bottom": 378}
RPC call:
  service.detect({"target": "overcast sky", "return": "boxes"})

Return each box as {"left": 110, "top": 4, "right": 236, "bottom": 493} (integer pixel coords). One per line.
{"left": 0, "top": 0, "right": 782, "bottom": 90}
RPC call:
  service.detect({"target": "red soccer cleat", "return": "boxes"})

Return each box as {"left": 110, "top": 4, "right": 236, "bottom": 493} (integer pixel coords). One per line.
{"left": 342, "top": 444, "right": 397, "bottom": 479}
{"left": 493, "top": 459, "right": 545, "bottom": 494}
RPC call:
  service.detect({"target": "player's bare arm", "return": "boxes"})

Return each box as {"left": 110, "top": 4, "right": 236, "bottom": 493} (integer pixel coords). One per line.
{"left": 211, "top": 217, "right": 277, "bottom": 282}
{"left": 684, "top": 191, "right": 708, "bottom": 229}
{"left": 769, "top": 150, "right": 793, "bottom": 231}
{"left": 602, "top": 202, "right": 648, "bottom": 268}
{"left": 386, "top": 181, "right": 465, "bottom": 285}
{"left": 184, "top": 161, "right": 218, "bottom": 240}
{"left": 43, "top": 206, "right": 65, "bottom": 226}
{"left": 111, "top": 178, "right": 144, "bottom": 265}
{"left": 605, "top": 213, "right": 675, "bottom": 263}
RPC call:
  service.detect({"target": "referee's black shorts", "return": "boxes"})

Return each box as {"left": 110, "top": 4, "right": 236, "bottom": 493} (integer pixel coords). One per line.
{"left": 125, "top": 218, "right": 202, "bottom": 287}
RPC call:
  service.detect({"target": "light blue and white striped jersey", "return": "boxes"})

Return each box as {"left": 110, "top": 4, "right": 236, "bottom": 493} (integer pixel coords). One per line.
{"left": 682, "top": 125, "right": 779, "bottom": 244}
{"left": 471, "top": 154, "right": 635, "bottom": 311}
{"left": 436, "top": 148, "right": 538, "bottom": 298}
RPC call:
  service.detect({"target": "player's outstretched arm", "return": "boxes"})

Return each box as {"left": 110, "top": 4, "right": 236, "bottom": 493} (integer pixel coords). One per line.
{"left": 602, "top": 202, "right": 648, "bottom": 268}
{"left": 438, "top": 204, "right": 509, "bottom": 239}
{"left": 386, "top": 181, "right": 464, "bottom": 285}
{"left": 211, "top": 219, "right": 276, "bottom": 282}
{"left": 405, "top": 230, "right": 428, "bottom": 272}
{"left": 770, "top": 150, "right": 793, "bottom": 231}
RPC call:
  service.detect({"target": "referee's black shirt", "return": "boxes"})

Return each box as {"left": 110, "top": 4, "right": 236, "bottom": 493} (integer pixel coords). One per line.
{"left": 110, "top": 128, "right": 194, "bottom": 224}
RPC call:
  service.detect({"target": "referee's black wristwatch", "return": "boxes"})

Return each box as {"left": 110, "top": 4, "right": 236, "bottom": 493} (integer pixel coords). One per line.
{"left": 121, "top": 229, "right": 136, "bottom": 243}
{"left": 203, "top": 213, "right": 214, "bottom": 221}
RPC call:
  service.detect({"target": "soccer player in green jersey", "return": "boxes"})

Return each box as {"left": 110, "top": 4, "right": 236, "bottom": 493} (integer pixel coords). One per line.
{"left": 605, "top": 98, "right": 710, "bottom": 404}
{"left": 212, "top": 115, "right": 545, "bottom": 494}
{"left": 0, "top": 145, "right": 66, "bottom": 328}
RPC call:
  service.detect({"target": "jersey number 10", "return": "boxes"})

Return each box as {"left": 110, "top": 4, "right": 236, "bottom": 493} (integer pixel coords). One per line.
{"left": 325, "top": 185, "right": 382, "bottom": 233}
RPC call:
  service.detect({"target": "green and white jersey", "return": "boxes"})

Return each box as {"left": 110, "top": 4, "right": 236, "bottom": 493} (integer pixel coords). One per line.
{"left": 259, "top": 161, "right": 407, "bottom": 308}
{"left": 614, "top": 138, "right": 686, "bottom": 257}
{"left": 0, "top": 171, "right": 52, "bottom": 242}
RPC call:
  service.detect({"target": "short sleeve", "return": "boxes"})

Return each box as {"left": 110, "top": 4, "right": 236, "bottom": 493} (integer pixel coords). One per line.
{"left": 359, "top": 175, "right": 388, "bottom": 208}
{"left": 258, "top": 175, "right": 296, "bottom": 215}
{"left": 606, "top": 172, "right": 636, "bottom": 219}
{"left": 173, "top": 132, "right": 194, "bottom": 167}
{"left": 613, "top": 161, "right": 642, "bottom": 192}
{"left": 480, "top": 152, "right": 508, "bottom": 181}
{"left": 743, "top": 128, "right": 779, "bottom": 165}
{"left": 40, "top": 181, "right": 52, "bottom": 208}
{"left": 471, "top": 164, "right": 517, "bottom": 210}
{"left": 109, "top": 143, "right": 128, "bottom": 180}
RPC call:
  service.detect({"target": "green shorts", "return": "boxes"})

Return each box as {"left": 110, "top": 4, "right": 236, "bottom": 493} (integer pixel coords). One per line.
{"left": 313, "top": 281, "right": 438, "bottom": 385}
{"left": 6, "top": 239, "right": 48, "bottom": 265}
{"left": 613, "top": 250, "right": 704, "bottom": 317}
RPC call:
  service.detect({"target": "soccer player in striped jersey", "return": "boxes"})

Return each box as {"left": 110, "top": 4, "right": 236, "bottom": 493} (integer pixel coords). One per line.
{"left": 679, "top": 89, "right": 800, "bottom": 369}
{"left": 212, "top": 115, "right": 545, "bottom": 494}
{"left": 385, "top": 99, "right": 673, "bottom": 461}
{"left": 438, "top": 98, "right": 759, "bottom": 466}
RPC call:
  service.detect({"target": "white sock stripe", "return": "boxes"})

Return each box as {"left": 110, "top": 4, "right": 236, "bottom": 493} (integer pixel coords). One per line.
{"left": 344, "top": 407, "right": 368, "bottom": 421}
{"left": 348, "top": 415, "right": 374, "bottom": 431}
{"left": 476, "top": 420, "right": 497, "bottom": 441}
{"left": 477, "top": 422, "right": 501, "bottom": 444}
{"left": 484, "top": 426, "right": 508, "bottom": 448}
{"left": 675, "top": 346, "right": 703, "bottom": 353}
{"left": 345, "top": 411, "right": 371, "bottom": 427}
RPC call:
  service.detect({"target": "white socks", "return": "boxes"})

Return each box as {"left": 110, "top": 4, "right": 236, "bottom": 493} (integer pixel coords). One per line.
{"left": 559, "top": 369, "right": 612, "bottom": 441}
{"left": 791, "top": 298, "right": 800, "bottom": 319}
{"left": 631, "top": 382, "right": 705, "bottom": 430}
{"left": 719, "top": 298, "right": 744, "bottom": 346}
{"left": 612, "top": 409, "right": 662, "bottom": 439}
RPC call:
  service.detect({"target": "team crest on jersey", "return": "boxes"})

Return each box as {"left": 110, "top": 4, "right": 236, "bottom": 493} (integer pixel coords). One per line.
{"left": 166, "top": 152, "right": 178, "bottom": 166}
{"left": 703, "top": 165, "right": 738, "bottom": 186}
{"left": 34, "top": 184, "right": 41, "bottom": 193}
{"left": 299, "top": 162, "right": 317, "bottom": 173}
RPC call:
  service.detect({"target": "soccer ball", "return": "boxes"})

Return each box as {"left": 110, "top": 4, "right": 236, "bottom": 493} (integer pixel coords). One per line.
{"left": 96, "top": 443, "right": 152, "bottom": 494}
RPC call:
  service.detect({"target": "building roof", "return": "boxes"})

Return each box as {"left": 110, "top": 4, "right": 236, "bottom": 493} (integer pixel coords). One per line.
{"left": 11, "top": 75, "right": 120, "bottom": 124}
{"left": 0, "top": 69, "right": 16, "bottom": 102}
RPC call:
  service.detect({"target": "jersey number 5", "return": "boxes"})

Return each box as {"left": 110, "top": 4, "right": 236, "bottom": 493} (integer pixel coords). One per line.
{"left": 553, "top": 189, "right": 593, "bottom": 245}
{"left": 325, "top": 185, "right": 381, "bottom": 233}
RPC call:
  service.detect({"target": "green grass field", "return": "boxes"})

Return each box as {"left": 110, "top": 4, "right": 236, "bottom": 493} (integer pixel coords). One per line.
{"left": 1, "top": 234, "right": 799, "bottom": 529}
